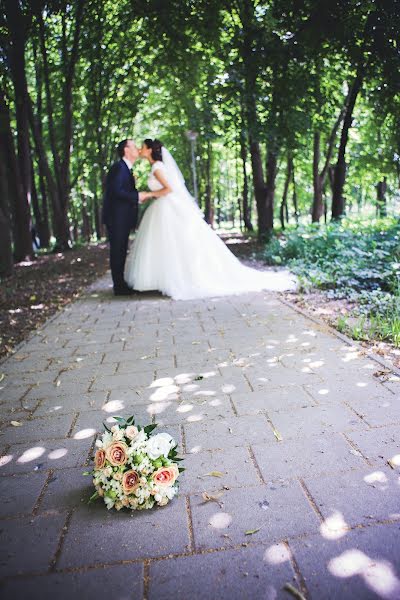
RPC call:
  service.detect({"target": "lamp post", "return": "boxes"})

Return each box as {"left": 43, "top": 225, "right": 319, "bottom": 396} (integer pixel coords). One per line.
{"left": 186, "top": 130, "right": 199, "bottom": 204}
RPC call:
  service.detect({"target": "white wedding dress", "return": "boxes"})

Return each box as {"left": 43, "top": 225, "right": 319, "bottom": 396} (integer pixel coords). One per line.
{"left": 124, "top": 149, "right": 296, "bottom": 300}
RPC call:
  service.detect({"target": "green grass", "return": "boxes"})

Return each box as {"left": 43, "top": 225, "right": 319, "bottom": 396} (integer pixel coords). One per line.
{"left": 261, "top": 217, "right": 400, "bottom": 346}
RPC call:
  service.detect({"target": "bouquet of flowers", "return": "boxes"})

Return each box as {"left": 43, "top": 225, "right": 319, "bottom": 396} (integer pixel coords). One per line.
{"left": 88, "top": 415, "right": 184, "bottom": 511}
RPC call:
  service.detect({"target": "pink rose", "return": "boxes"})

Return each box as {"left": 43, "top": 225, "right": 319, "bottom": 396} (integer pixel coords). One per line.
{"left": 105, "top": 441, "right": 128, "bottom": 466}
{"left": 122, "top": 469, "right": 140, "bottom": 495}
{"left": 152, "top": 464, "right": 179, "bottom": 487}
{"left": 94, "top": 449, "right": 106, "bottom": 469}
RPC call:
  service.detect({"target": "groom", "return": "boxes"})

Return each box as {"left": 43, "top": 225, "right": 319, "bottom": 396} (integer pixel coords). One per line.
{"left": 102, "top": 139, "right": 146, "bottom": 296}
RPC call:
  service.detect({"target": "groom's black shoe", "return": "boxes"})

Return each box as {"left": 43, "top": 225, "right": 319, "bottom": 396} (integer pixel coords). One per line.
{"left": 114, "top": 286, "right": 135, "bottom": 296}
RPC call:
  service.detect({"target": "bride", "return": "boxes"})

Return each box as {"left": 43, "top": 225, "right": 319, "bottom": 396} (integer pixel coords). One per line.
{"left": 124, "top": 139, "right": 296, "bottom": 300}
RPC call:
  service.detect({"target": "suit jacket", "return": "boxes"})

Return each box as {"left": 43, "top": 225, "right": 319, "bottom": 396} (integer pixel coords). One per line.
{"left": 102, "top": 159, "right": 139, "bottom": 230}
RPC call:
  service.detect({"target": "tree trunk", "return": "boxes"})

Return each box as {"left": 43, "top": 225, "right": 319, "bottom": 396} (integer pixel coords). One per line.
{"left": 312, "top": 131, "right": 324, "bottom": 223}
{"left": 0, "top": 86, "right": 32, "bottom": 262}
{"left": 0, "top": 144, "right": 14, "bottom": 277}
{"left": 240, "top": 131, "right": 253, "bottom": 231}
{"left": 204, "top": 141, "right": 214, "bottom": 226}
{"left": 292, "top": 160, "right": 299, "bottom": 226}
{"left": 331, "top": 71, "right": 364, "bottom": 220}
{"left": 4, "top": 0, "right": 33, "bottom": 260}
{"left": 28, "top": 97, "right": 66, "bottom": 244}
{"left": 265, "top": 150, "right": 278, "bottom": 232}
{"left": 280, "top": 156, "right": 293, "bottom": 230}
{"left": 249, "top": 140, "right": 267, "bottom": 238}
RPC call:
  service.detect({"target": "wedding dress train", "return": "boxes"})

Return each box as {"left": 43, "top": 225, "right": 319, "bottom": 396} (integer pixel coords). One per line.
{"left": 124, "top": 150, "right": 296, "bottom": 300}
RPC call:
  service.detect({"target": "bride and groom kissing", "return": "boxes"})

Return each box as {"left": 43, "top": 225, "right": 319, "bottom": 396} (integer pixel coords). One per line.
{"left": 102, "top": 137, "right": 296, "bottom": 301}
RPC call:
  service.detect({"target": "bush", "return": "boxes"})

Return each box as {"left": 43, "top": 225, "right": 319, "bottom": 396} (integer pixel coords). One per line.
{"left": 261, "top": 217, "right": 400, "bottom": 345}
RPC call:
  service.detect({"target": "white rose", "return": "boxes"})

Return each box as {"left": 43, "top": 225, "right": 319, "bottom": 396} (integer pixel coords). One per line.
{"left": 125, "top": 425, "right": 139, "bottom": 440}
{"left": 111, "top": 426, "right": 125, "bottom": 441}
{"left": 102, "top": 432, "right": 113, "bottom": 449}
{"left": 145, "top": 433, "right": 175, "bottom": 460}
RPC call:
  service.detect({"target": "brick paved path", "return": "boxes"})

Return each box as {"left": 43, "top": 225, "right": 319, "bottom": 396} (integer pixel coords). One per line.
{"left": 0, "top": 275, "right": 399, "bottom": 599}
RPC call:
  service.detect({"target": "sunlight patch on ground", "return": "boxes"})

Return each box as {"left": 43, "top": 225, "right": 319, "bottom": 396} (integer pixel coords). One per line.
{"left": 320, "top": 511, "right": 349, "bottom": 540}
{"left": 221, "top": 384, "right": 236, "bottom": 394}
{"left": 189, "top": 445, "right": 202, "bottom": 454}
{"left": 263, "top": 543, "right": 291, "bottom": 565}
{"left": 364, "top": 471, "right": 388, "bottom": 488}
{"left": 209, "top": 512, "right": 232, "bottom": 529}
{"left": 48, "top": 448, "right": 68, "bottom": 460}
{"left": 147, "top": 402, "right": 171, "bottom": 415}
{"left": 328, "top": 549, "right": 400, "bottom": 598}
{"left": 102, "top": 400, "right": 125, "bottom": 413}
{"left": 74, "top": 428, "right": 96, "bottom": 440}
{"left": 17, "top": 446, "right": 45, "bottom": 464}
{"left": 0, "top": 454, "right": 13, "bottom": 467}
{"left": 149, "top": 385, "right": 179, "bottom": 401}
{"left": 150, "top": 377, "right": 174, "bottom": 388}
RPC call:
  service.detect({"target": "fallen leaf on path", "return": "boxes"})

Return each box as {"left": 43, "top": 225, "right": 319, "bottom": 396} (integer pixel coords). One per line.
{"left": 283, "top": 583, "right": 306, "bottom": 600}
{"left": 245, "top": 528, "right": 260, "bottom": 535}
{"left": 198, "top": 471, "right": 224, "bottom": 479}
{"left": 201, "top": 492, "right": 224, "bottom": 508}
{"left": 55, "top": 380, "right": 61, "bottom": 387}
{"left": 273, "top": 428, "right": 283, "bottom": 441}
{"left": 0, "top": 373, "right": 5, "bottom": 383}
{"left": 10, "top": 420, "right": 22, "bottom": 427}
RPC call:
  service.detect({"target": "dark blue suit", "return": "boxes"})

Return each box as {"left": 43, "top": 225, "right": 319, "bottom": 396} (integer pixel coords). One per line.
{"left": 102, "top": 159, "right": 139, "bottom": 291}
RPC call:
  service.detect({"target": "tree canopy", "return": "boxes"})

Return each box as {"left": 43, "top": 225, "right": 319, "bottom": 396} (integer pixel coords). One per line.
{"left": 1, "top": 0, "right": 400, "bottom": 275}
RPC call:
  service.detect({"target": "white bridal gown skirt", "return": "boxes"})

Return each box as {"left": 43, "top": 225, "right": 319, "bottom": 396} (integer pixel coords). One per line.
{"left": 125, "top": 193, "right": 296, "bottom": 300}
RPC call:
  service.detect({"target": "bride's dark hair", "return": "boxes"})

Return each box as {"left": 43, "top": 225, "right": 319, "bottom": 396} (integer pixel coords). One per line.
{"left": 144, "top": 138, "right": 163, "bottom": 161}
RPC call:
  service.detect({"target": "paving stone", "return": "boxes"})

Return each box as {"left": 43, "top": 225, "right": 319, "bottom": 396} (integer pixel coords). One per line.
{"left": 151, "top": 396, "right": 235, "bottom": 426}
{"left": 59, "top": 497, "right": 190, "bottom": 567}
{"left": 304, "top": 467, "right": 400, "bottom": 528}
{"left": 268, "top": 404, "right": 365, "bottom": 440}
{"left": 190, "top": 481, "right": 320, "bottom": 551}
{"left": 0, "top": 513, "right": 66, "bottom": 577}
{"left": 24, "top": 380, "right": 91, "bottom": 402}
{"left": 251, "top": 433, "right": 367, "bottom": 481}
{"left": 290, "top": 522, "right": 400, "bottom": 599}
{"left": 184, "top": 414, "right": 276, "bottom": 453}
{"left": 38, "top": 467, "right": 94, "bottom": 512}
{"left": 0, "top": 471, "right": 48, "bottom": 517}
{"left": 70, "top": 407, "right": 154, "bottom": 440}
{"left": 0, "top": 413, "right": 75, "bottom": 446}
{"left": 148, "top": 543, "right": 297, "bottom": 600}
{"left": 0, "top": 437, "right": 93, "bottom": 475}
{"left": 346, "top": 424, "right": 400, "bottom": 471}
{"left": 231, "top": 387, "right": 314, "bottom": 416}
{"left": 0, "top": 384, "right": 31, "bottom": 404}
{"left": 181, "top": 446, "right": 260, "bottom": 494}
{"left": 346, "top": 394, "right": 400, "bottom": 427}
{"left": 90, "top": 371, "right": 155, "bottom": 391}
{"left": 305, "top": 379, "right": 392, "bottom": 405}
{"left": 0, "top": 563, "right": 144, "bottom": 600}
{"left": 33, "top": 391, "right": 108, "bottom": 417}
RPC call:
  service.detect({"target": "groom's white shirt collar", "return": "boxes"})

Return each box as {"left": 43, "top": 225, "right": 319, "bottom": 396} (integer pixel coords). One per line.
{"left": 122, "top": 157, "right": 133, "bottom": 171}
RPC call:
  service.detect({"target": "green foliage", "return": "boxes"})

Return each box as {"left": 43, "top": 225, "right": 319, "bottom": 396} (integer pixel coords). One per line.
{"left": 261, "top": 217, "right": 400, "bottom": 345}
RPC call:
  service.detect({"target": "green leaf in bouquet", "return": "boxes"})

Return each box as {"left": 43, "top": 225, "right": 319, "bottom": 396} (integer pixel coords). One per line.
{"left": 88, "top": 490, "right": 99, "bottom": 504}
{"left": 103, "top": 422, "right": 111, "bottom": 432}
{"left": 112, "top": 416, "right": 127, "bottom": 426}
{"left": 82, "top": 470, "right": 93, "bottom": 476}
{"left": 172, "top": 457, "right": 184, "bottom": 462}
{"left": 178, "top": 467, "right": 185, "bottom": 473}
{"left": 144, "top": 423, "right": 157, "bottom": 434}
{"left": 126, "top": 416, "right": 136, "bottom": 425}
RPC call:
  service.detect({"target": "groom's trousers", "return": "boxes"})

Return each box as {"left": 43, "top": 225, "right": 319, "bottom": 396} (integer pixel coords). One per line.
{"left": 106, "top": 223, "right": 131, "bottom": 291}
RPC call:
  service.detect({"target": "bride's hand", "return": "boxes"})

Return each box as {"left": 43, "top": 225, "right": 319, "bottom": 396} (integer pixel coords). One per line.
{"left": 139, "top": 191, "right": 151, "bottom": 203}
